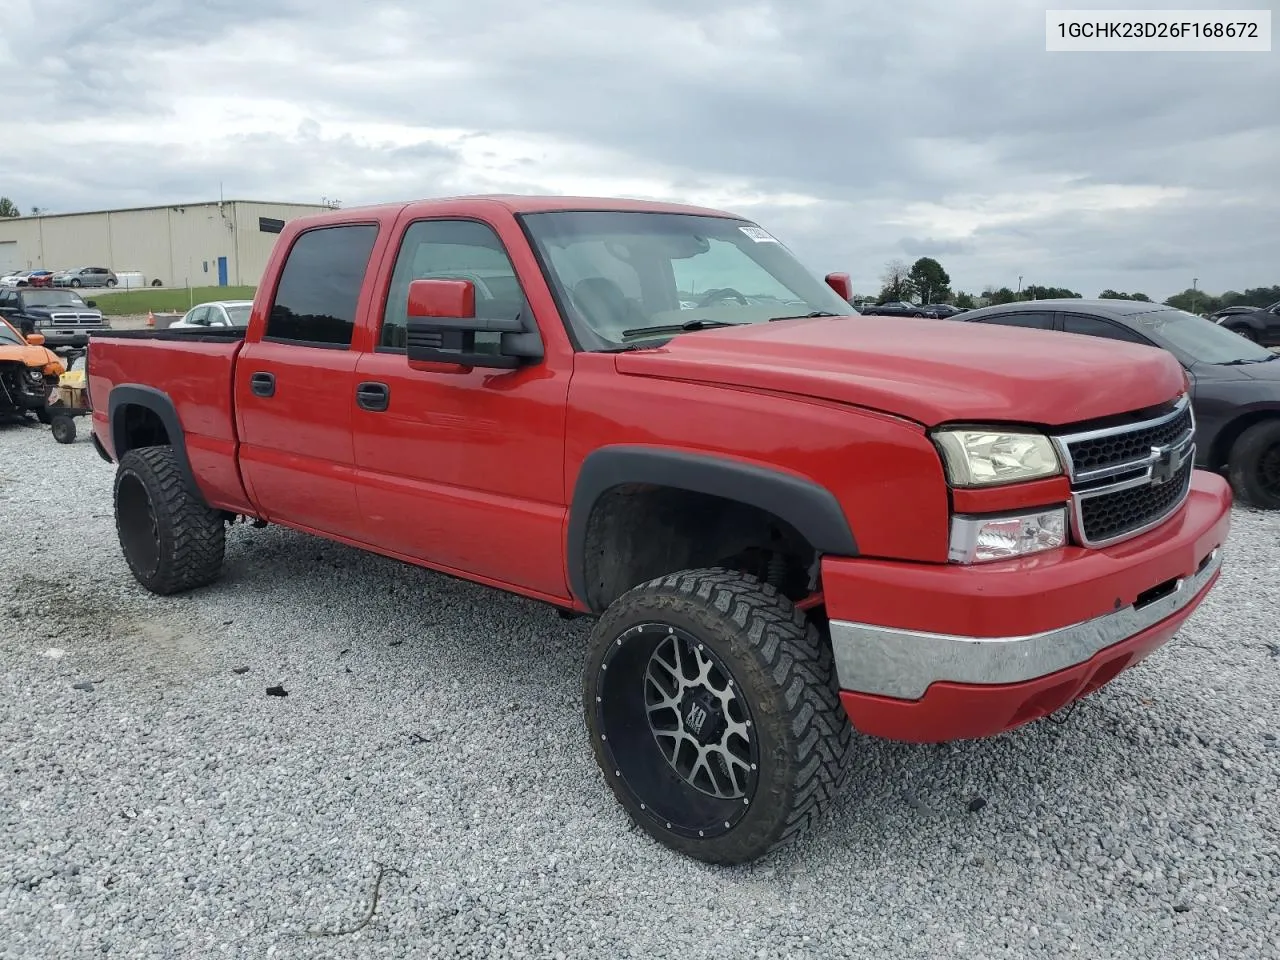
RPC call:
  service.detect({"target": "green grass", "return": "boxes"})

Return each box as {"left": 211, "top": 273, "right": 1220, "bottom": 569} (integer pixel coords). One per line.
{"left": 92, "top": 286, "right": 258, "bottom": 316}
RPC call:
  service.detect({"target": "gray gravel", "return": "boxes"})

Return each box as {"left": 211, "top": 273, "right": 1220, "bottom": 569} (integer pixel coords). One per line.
{"left": 2, "top": 423, "right": 1278, "bottom": 960}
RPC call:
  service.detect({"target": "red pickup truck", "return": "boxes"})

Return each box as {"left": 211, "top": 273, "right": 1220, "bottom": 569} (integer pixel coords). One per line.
{"left": 87, "top": 195, "right": 1232, "bottom": 864}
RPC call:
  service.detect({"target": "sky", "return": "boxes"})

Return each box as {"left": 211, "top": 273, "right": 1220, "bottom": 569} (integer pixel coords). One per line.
{"left": 1, "top": 0, "right": 1275, "bottom": 302}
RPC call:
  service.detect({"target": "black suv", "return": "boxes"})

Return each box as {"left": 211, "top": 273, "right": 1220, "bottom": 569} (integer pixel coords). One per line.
{"left": 0, "top": 287, "right": 112, "bottom": 350}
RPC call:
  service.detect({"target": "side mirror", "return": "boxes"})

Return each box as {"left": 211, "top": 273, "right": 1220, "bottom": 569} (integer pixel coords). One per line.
{"left": 404, "top": 278, "right": 542, "bottom": 369}
{"left": 25, "top": 333, "right": 45, "bottom": 345}
{"left": 824, "top": 272, "right": 852, "bottom": 302}
{"left": 86, "top": 300, "right": 97, "bottom": 308}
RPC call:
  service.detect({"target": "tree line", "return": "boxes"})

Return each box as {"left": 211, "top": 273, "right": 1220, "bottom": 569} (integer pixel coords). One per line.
{"left": 871, "top": 257, "right": 1279, "bottom": 315}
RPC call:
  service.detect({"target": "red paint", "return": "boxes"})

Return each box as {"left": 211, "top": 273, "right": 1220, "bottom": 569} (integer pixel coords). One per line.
{"left": 821, "top": 472, "right": 1230, "bottom": 638}
{"left": 408, "top": 278, "right": 476, "bottom": 319}
{"left": 823, "top": 272, "right": 852, "bottom": 301}
{"left": 86, "top": 194, "right": 1234, "bottom": 746}
{"left": 949, "top": 475, "right": 1072, "bottom": 514}
{"left": 839, "top": 566, "right": 1219, "bottom": 742}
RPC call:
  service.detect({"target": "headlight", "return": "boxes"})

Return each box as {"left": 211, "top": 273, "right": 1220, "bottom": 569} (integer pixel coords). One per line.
{"left": 949, "top": 507, "right": 1068, "bottom": 563}
{"left": 933, "top": 428, "right": 1062, "bottom": 487}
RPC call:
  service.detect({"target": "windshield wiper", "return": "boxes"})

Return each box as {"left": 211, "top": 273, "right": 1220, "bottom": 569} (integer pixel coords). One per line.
{"left": 767, "top": 310, "right": 842, "bottom": 321}
{"left": 619, "top": 318, "right": 746, "bottom": 340}
{"left": 1221, "top": 354, "right": 1279, "bottom": 364}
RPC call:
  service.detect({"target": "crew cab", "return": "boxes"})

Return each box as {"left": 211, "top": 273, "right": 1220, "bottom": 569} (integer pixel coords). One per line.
{"left": 86, "top": 195, "right": 1232, "bottom": 865}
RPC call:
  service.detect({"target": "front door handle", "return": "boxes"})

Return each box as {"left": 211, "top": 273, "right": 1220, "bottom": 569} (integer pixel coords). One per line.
{"left": 250, "top": 371, "right": 275, "bottom": 398}
{"left": 356, "top": 381, "right": 390, "bottom": 412}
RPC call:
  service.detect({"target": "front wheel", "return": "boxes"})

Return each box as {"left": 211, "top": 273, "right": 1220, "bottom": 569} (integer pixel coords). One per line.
{"left": 1228, "top": 419, "right": 1280, "bottom": 509}
{"left": 583, "top": 568, "right": 854, "bottom": 865}
{"left": 114, "top": 445, "right": 226, "bottom": 594}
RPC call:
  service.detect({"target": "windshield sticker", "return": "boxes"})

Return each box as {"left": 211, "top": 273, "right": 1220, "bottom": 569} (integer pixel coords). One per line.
{"left": 739, "top": 225, "right": 780, "bottom": 244}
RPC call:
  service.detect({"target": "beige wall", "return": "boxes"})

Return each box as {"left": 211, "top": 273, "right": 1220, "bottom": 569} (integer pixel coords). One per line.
{"left": 0, "top": 201, "right": 329, "bottom": 287}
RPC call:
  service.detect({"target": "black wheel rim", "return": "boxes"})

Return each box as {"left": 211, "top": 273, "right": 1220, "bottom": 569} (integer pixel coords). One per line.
{"left": 595, "top": 622, "right": 759, "bottom": 840}
{"left": 1257, "top": 443, "right": 1280, "bottom": 498}
{"left": 117, "top": 473, "right": 161, "bottom": 578}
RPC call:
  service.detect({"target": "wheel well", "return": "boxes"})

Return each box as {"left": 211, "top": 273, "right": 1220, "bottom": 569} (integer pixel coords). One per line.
{"left": 1209, "top": 411, "right": 1280, "bottom": 470}
{"left": 580, "top": 483, "right": 819, "bottom": 612}
{"left": 117, "top": 403, "right": 170, "bottom": 454}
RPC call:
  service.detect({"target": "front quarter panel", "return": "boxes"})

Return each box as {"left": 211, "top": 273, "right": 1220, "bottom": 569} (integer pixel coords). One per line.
{"left": 564, "top": 353, "right": 952, "bottom": 565}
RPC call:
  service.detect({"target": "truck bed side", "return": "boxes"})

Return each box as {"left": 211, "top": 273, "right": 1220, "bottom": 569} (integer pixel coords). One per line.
{"left": 87, "top": 329, "right": 255, "bottom": 514}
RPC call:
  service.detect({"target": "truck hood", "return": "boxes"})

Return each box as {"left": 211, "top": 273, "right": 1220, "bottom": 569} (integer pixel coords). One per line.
{"left": 613, "top": 315, "right": 1186, "bottom": 427}
{"left": 0, "top": 341, "right": 63, "bottom": 372}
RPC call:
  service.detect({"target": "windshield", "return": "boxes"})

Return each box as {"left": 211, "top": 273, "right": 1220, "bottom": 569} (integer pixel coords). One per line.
{"left": 519, "top": 211, "right": 857, "bottom": 347}
{"left": 225, "top": 303, "right": 252, "bottom": 326}
{"left": 1134, "top": 308, "right": 1276, "bottom": 364}
{"left": 23, "top": 290, "right": 88, "bottom": 308}
{"left": 0, "top": 320, "right": 22, "bottom": 345}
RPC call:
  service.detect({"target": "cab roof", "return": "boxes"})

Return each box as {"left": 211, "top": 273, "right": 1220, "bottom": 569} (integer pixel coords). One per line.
{"left": 322, "top": 194, "right": 744, "bottom": 221}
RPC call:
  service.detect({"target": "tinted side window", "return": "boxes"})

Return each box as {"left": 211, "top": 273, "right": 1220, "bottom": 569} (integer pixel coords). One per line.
{"left": 977, "top": 311, "right": 1055, "bottom": 330}
{"left": 266, "top": 224, "right": 379, "bottom": 347}
{"left": 1062, "top": 314, "right": 1149, "bottom": 344}
{"left": 379, "top": 219, "right": 526, "bottom": 351}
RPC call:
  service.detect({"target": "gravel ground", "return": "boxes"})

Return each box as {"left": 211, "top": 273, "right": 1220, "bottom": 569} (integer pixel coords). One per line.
{"left": 1, "top": 423, "right": 1278, "bottom": 960}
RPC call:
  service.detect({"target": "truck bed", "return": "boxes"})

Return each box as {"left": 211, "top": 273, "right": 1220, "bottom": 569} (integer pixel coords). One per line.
{"left": 87, "top": 331, "right": 254, "bottom": 514}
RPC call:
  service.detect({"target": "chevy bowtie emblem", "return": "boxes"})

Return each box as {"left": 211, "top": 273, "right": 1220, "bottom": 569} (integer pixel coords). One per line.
{"left": 1150, "top": 442, "right": 1183, "bottom": 485}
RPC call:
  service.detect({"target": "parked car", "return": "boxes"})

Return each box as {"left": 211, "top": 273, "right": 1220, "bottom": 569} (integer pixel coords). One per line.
{"left": 86, "top": 195, "right": 1230, "bottom": 865}
{"left": 1210, "top": 305, "right": 1258, "bottom": 322}
{"left": 953, "top": 298, "right": 1280, "bottom": 509}
{"left": 922, "top": 303, "right": 966, "bottom": 318}
{"left": 860, "top": 300, "right": 928, "bottom": 317}
{"left": 168, "top": 300, "right": 254, "bottom": 329}
{"left": 0, "top": 269, "right": 54, "bottom": 288}
{"left": 0, "top": 287, "right": 112, "bottom": 351}
{"left": 52, "top": 266, "right": 118, "bottom": 288}
{"left": 1212, "top": 300, "right": 1280, "bottom": 346}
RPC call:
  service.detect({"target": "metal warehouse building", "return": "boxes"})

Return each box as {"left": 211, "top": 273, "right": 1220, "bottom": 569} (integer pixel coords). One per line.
{"left": 0, "top": 200, "right": 332, "bottom": 288}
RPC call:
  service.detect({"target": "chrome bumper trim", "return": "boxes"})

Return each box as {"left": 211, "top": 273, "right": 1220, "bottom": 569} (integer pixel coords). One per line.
{"left": 828, "top": 547, "right": 1222, "bottom": 700}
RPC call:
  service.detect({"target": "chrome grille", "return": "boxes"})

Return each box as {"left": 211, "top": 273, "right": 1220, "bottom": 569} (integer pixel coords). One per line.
{"left": 49, "top": 312, "right": 102, "bottom": 325}
{"left": 1052, "top": 395, "right": 1196, "bottom": 548}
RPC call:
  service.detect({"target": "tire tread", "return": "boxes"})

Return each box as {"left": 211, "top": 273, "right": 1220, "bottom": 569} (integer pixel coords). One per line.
{"left": 588, "top": 566, "right": 854, "bottom": 863}
{"left": 114, "top": 445, "right": 225, "bottom": 595}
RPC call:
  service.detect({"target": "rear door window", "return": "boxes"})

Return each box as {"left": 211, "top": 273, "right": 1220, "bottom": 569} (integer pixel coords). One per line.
{"left": 265, "top": 224, "right": 379, "bottom": 348}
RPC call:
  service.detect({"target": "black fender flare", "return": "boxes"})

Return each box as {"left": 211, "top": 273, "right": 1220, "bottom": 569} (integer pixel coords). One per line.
{"left": 566, "top": 445, "right": 858, "bottom": 610}
{"left": 107, "top": 384, "right": 204, "bottom": 503}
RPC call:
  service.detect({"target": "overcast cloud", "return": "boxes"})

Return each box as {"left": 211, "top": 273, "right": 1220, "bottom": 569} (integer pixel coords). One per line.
{"left": 1, "top": 0, "right": 1275, "bottom": 300}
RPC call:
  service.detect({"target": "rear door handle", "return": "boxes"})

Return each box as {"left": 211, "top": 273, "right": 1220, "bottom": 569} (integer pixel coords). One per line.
{"left": 249, "top": 371, "right": 275, "bottom": 398}
{"left": 356, "top": 381, "right": 390, "bottom": 412}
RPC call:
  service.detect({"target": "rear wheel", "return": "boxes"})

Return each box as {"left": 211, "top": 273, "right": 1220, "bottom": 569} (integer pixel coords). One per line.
{"left": 113, "top": 446, "right": 226, "bottom": 594}
{"left": 1228, "top": 325, "right": 1259, "bottom": 343}
{"left": 583, "top": 568, "right": 853, "bottom": 864}
{"left": 1227, "top": 419, "right": 1280, "bottom": 509}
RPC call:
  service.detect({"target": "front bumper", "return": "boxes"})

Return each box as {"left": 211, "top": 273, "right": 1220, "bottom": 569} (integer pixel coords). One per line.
{"left": 823, "top": 469, "right": 1231, "bottom": 742}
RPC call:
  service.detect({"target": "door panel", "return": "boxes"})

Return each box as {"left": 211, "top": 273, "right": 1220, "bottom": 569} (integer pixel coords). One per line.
{"left": 235, "top": 339, "right": 362, "bottom": 536}
{"left": 234, "top": 221, "right": 380, "bottom": 538}
{"left": 352, "top": 217, "right": 571, "bottom": 598}
{"left": 352, "top": 352, "right": 570, "bottom": 597}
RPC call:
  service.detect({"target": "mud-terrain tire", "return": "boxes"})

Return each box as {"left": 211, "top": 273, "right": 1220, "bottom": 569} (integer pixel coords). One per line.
{"left": 1227, "top": 419, "right": 1280, "bottom": 510}
{"left": 113, "top": 445, "right": 225, "bottom": 594}
{"left": 583, "top": 567, "right": 854, "bottom": 865}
